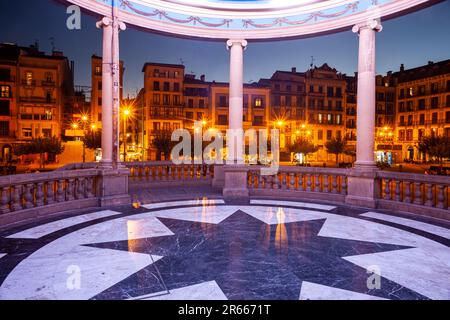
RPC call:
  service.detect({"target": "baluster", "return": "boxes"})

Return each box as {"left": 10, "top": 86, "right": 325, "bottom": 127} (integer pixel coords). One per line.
{"left": 425, "top": 183, "right": 433, "bottom": 207}
{"left": 323, "top": 175, "right": 329, "bottom": 193}
{"left": 437, "top": 185, "right": 445, "bottom": 209}
{"left": 85, "top": 177, "right": 94, "bottom": 198}
{"left": 394, "top": 180, "right": 401, "bottom": 202}
{"left": 24, "top": 184, "right": 34, "bottom": 209}
{"left": 272, "top": 174, "right": 279, "bottom": 190}
{"left": 289, "top": 173, "right": 295, "bottom": 190}
{"left": 298, "top": 174, "right": 304, "bottom": 191}
{"left": 76, "top": 178, "right": 85, "bottom": 199}
{"left": 265, "top": 176, "right": 271, "bottom": 189}
{"left": 56, "top": 179, "right": 65, "bottom": 202}
{"left": 384, "top": 179, "right": 391, "bottom": 200}
{"left": 258, "top": 173, "right": 263, "bottom": 189}
{"left": 413, "top": 182, "right": 422, "bottom": 205}
{"left": 36, "top": 182, "right": 44, "bottom": 206}
{"left": 341, "top": 176, "right": 347, "bottom": 195}
{"left": 66, "top": 179, "right": 75, "bottom": 201}
{"left": 332, "top": 175, "right": 338, "bottom": 194}
{"left": 314, "top": 174, "right": 321, "bottom": 192}
{"left": 306, "top": 174, "right": 312, "bottom": 192}
{"left": 403, "top": 181, "right": 411, "bottom": 203}
{"left": 11, "top": 185, "right": 23, "bottom": 211}
{"left": 0, "top": 187, "right": 10, "bottom": 213}
{"left": 46, "top": 181, "right": 56, "bottom": 204}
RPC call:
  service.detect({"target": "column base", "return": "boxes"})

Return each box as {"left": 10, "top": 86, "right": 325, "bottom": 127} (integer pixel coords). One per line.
{"left": 223, "top": 165, "right": 249, "bottom": 204}
{"left": 212, "top": 164, "right": 225, "bottom": 190}
{"left": 97, "top": 167, "right": 131, "bottom": 207}
{"left": 345, "top": 167, "right": 380, "bottom": 209}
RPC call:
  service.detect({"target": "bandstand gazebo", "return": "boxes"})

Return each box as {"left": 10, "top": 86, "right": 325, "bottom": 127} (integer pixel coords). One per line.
{"left": 61, "top": 0, "right": 445, "bottom": 210}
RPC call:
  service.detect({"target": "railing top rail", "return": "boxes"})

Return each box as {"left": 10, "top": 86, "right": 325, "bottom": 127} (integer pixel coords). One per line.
{"left": 377, "top": 171, "right": 450, "bottom": 185}
{"left": 0, "top": 169, "right": 99, "bottom": 187}
{"left": 248, "top": 165, "right": 350, "bottom": 175}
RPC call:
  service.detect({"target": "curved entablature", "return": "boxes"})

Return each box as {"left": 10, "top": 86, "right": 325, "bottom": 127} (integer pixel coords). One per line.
{"left": 66, "top": 0, "right": 439, "bottom": 40}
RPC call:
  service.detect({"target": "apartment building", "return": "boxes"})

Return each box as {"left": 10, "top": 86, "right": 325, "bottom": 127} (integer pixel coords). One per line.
{"left": 0, "top": 43, "right": 74, "bottom": 161}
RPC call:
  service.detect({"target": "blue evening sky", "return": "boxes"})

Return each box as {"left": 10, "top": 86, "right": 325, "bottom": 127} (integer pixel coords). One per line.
{"left": 0, "top": 0, "right": 449, "bottom": 97}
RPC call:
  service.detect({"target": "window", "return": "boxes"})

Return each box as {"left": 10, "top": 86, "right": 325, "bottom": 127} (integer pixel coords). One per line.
{"left": 273, "top": 96, "right": 280, "bottom": 106}
{"left": 253, "top": 116, "right": 263, "bottom": 126}
{"left": 153, "top": 69, "right": 160, "bottom": 77}
{"left": 173, "top": 123, "right": 180, "bottom": 130}
{"left": 286, "top": 85, "right": 292, "bottom": 92}
{"left": 336, "top": 114, "right": 342, "bottom": 125}
{"left": 153, "top": 94, "right": 160, "bottom": 105}
{"left": 197, "top": 113, "right": 203, "bottom": 121}
{"left": 446, "top": 111, "right": 450, "bottom": 124}
{"left": 432, "top": 112, "right": 438, "bottom": 124}
{"left": 173, "top": 83, "right": 180, "bottom": 92}
{"left": 406, "top": 129, "right": 413, "bottom": 141}
{"left": 199, "top": 99, "right": 205, "bottom": 108}
{"left": 98, "top": 97, "right": 102, "bottom": 106}
{"left": 173, "top": 95, "right": 181, "bottom": 106}
{"left": 408, "top": 87, "right": 414, "bottom": 97}
{"left": 1, "top": 85, "right": 10, "bottom": 98}
{"left": 336, "top": 130, "right": 342, "bottom": 140}
{"left": 399, "top": 102, "right": 405, "bottom": 112}
{"left": 0, "top": 100, "right": 10, "bottom": 116}
{"left": 219, "top": 96, "right": 227, "bottom": 108}
{"left": 327, "top": 114, "right": 333, "bottom": 124}
{"left": 95, "top": 66, "right": 101, "bottom": 75}
{"left": 218, "top": 115, "right": 228, "bottom": 125}
{"left": 153, "top": 122, "right": 161, "bottom": 132}
{"left": 318, "top": 130, "right": 323, "bottom": 140}
{"left": 186, "top": 112, "right": 194, "bottom": 119}
{"left": 163, "top": 122, "right": 170, "bottom": 131}
{"left": 418, "top": 129, "right": 424, "bottom": 140}
{"left": 431, "top": 82, "right": 439, "bottom": 93}
{"left": 188, "top": 99, "right": 194, "bottom": 108}
{"left": 22, "top": 128, "right": 32, "bottom": 138}
{"left": 254, "top": 98, "right": 263, "bottom": 108}
{"left": 46, "top": 92, "right": 52, "bottom": 103}
{"left": 174, "top": 71, "right": 180, "bottom": 78}
{"left": 318, "top": 86, "right": 323, "bottom": 94}
{"left": 309, "top": 85, "right": 314, "bottom": 93}
{"left": 97, "top": 81, "right": 102, "bottom": 91}
{"left": 400, "top": 116, "right": 405, "bottom": 126}
{"left": 285, "top": 96, "right": 292, "bottom": 107}
{"left": 447, "top": 95, "right": 450, "bottom": 107}
{"left": 318, "top": 114, "right": 323, "bottom": 124}
{"left": 0, "top": 69, "right": 10, "bottom": 81}
{"left": 0, "top": 121, "right": 9, "bottom": 137}
{"left": 153, "top": 81, "right": 160, "bottom": 91}
{"left": 418, "top": 99, "right": 425, "bottom": 110}
{"left": 336, "top": 100, "right": 343, "bottom": 111}
{"left": 407, "top": 101, "right": 414, "bottom": 111}
{"left": 431, "top": 97, "right": 439, "bottom": 109}
{"left": 42, "top": 128, "right": 52, "bottom": 138}
{"left": 327, "top": 87, "right": 334, "bottom": 97}
{"left": 163, "top": 82, "right": 170, "bottom": 91}
{"left": 26, "top": 72, "right": 33, "bottom": 86}
{"left": 274, "top": 84, "right": 280, "bottom": 91}
{"left": 398, "top": 130, "right": 405, "bottom": 141}
{"left": 407, "top": 115, "right": 413, "bottom": 126}
{"left": 326, "top": 130, "right": 332, "bottom": 141}
{"left": 419, "top": 114, "right": 425, "bottom": 125}
{"left": 163, "top": 94, "right": 170, "bottom": 105}
{"left": 336, "top": 87, "right": 342, "bottom": 98}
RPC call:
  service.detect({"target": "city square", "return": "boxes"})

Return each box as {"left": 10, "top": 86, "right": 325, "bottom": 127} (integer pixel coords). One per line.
{"left": 0, "top": 0, "right": 449, "bottom": 305}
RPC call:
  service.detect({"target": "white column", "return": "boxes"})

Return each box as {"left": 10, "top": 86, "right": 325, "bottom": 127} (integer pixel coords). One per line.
{"left": 96, "top": 16, "right": 125, "bottom": 168}
{"left": 96, "top": 17, "right": 113, "bottom": 167}
{"left": 227, "top": 39, "right": 247, "bottom": 164}
{"left": 352, "top": 19, "right": 382, "bottom": 169}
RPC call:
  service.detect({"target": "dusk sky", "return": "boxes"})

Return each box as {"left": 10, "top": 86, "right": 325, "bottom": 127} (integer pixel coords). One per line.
{"left": 1, "top": 0, "right": 449, "bottom": 97}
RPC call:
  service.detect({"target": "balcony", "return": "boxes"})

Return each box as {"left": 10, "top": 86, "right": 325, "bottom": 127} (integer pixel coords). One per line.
{"left": 21, "top": 80, "right": 36, "bottom": 87}
{"left": 19, "top": 97, "right": 56, "bottom": 104}
{"left": 41, "top": 80, "right": 56, "bottom": 87}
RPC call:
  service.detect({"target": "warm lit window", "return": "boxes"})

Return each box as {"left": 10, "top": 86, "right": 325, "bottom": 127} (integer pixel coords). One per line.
{"left": 153, "top": 94, "right": 160, "bottom": 105}
{"left": 22, "top": 128, "right": 32, "bottom": 138}
{"left": 254, "top": 98, "right": 262, "bottom": 108}
{"left": 26, "top": 72, "right": 33, "bottom": 85}
{"left": 0, "top": 85, "right": 10, "bottom": 98}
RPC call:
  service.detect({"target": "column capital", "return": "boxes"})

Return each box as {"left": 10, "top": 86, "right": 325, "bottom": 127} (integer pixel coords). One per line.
{"left": 226, "top": 39, "right": 248, "bottom": 51}
{"left": 96, "top": 17, "right": 126, "bottom": 31}
{"left": 352, "top": 19, "right": 382, "bottom": 34}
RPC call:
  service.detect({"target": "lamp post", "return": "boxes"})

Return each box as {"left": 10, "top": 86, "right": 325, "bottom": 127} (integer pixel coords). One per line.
{"left": 123, "top": 108, "right": 131, "bottom": 162}
{"left": 81, "top": 115, "right": 89, "bottom": 163}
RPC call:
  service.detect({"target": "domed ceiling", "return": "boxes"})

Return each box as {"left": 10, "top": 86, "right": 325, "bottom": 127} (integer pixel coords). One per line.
{"left": 67, "top": 0, "right": 440, "bottom": 39}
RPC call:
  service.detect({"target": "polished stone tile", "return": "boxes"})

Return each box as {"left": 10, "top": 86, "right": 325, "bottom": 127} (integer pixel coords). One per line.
{"left": 299, "top": 281, "right": 387, "bottom": 300}
{"left": 361, "top": 212, "right": 450, "bottom": 239}
{"left": 344, "top": 247, "right": 450, "bottom": 300}
{"left": 234, "top": 206, "right": 331, "bottom": 225}
{"left": 250, "top": 200, "right": 336, "bottom": 211}
{"left": 6, "top": 210, "right": 123, "bottom": 239}
{"left": 0, "top": 254, "right": 6, "bottom": 260}
{"left": 131, "top": 281, "right": 227, "bottom": 300}
{"left": 143, "top": 199, "right": 224, "bottom": 210}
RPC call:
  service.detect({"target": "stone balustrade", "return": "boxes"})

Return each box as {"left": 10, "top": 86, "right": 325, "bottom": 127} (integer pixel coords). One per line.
{"left": 125, "top": 162, "right": 214, "bottom": 185}
{"left": 0, "top": 169, "right": 100, "bottom": 228}
{"left": 377, "top": 171, "right": 449, "bottom": 218}
{"left": 248, "top": 166, "right": 349, "bottom": 204}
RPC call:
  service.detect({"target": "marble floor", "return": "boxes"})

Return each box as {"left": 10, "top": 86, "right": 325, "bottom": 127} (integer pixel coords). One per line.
{"left": 0, "top": 199, "right": 449, "bottom": 300}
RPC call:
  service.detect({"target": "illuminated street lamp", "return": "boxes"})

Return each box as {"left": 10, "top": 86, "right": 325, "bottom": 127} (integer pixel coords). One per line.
{"left": 122, "top": 107, "right": 132, "bottom": 162}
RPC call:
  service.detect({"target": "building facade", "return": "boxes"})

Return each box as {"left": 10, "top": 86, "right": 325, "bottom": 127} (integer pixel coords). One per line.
{"left": 0, "top": 43, "right": 74, "bottom": 162}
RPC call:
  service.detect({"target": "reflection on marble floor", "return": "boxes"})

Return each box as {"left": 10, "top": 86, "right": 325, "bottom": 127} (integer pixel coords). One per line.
{"left": 0, "top": 201, "right": 449, "bottom": 300}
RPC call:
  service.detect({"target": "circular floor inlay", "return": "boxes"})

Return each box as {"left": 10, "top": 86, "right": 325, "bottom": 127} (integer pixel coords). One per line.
{"left": 0, "top": 201, "right": 449, "bottom": 300}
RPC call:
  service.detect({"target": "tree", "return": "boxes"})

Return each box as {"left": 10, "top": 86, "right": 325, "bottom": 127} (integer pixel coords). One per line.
{"left": 418, "top": 135, "right": 450, "bottom": 163}
{"left": 15, "top": 136, "right": 65, "bottom": 169}
{"left": 83, "top": 131, "right": 102, "bottom": 150}
{"left": 325, "top": 137, "right": 347, "bottom": 166}
{"left": 151, "top": 130, "right": 174, "bottom": 161}
{"left": 289, "top": 136, "right": 319, "bottom": 164}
